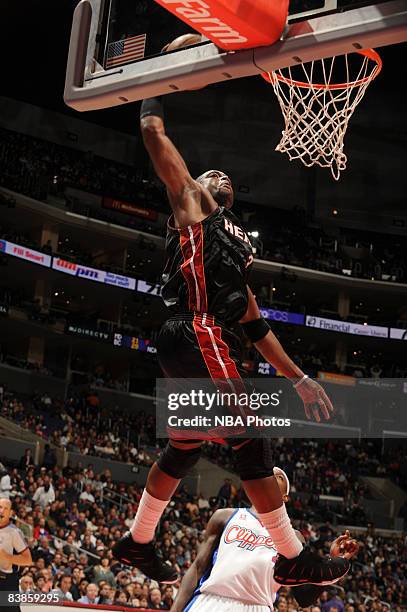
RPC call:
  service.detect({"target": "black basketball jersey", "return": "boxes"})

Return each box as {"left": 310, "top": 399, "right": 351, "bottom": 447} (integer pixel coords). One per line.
{"left": 161, "top": 206, "right": 254, "bottom": 324}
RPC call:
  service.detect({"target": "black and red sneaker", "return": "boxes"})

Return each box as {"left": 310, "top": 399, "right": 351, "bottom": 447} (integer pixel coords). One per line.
{"left": 274, "top": 549, "right": 350, "bottom": 586}
{"left": 112, "top": 532, "right": 178, "bottom": 584}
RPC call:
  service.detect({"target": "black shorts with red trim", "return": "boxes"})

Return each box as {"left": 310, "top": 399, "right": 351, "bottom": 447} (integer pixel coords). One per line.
{"left": 157, "top": 312, "right": 245, "bottom": 379}
{"left": 157, "top": 312, "right": 250, "bottom": 441}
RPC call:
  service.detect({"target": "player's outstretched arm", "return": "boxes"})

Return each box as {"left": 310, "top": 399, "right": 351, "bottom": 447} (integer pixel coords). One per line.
{"left": 170, "top": 509, "right": 232, "bottom": 612}
{"left": 240, "top": 287, "right": 304, "bottom": 381}
{"left": 140, "top": 36, "right": 216, "bottom": 228}
{"left": 240, "top": 287, "right": 334, "bottom": 422}
{"left": 140, "top": 110, "right": 198, "bottom": 203}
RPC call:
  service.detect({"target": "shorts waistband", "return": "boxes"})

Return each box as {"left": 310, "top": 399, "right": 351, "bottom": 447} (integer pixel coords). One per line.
{"left": 167, "top": 312, "right": 227, "bottom": 327}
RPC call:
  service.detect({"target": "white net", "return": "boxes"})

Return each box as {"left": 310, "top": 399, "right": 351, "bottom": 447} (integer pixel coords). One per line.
{"left": 264, "top": 50, "right": 382, "bottom": 180}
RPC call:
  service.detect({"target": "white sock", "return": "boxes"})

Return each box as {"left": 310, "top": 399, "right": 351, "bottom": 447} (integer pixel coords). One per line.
{"left": 130, "top": 490, "right": 169, "bottom": 544}
{"left": 258, "top": 504, "right": 303, "bottom": 559}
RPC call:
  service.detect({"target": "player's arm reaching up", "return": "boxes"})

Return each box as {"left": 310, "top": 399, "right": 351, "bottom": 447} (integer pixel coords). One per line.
{"left": 169, "top": 509, "right": 233, "bottom": 612}
{"left": 240, "top": 287, "right": 334, "bottom": 422}
{"left": 140, "top": 36, "right": 217, "bottom": 229}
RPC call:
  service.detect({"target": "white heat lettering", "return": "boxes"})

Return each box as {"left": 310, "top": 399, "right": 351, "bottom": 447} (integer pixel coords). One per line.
{"left": 224, "top": 218, "right": 234, "bottom": 234}
{"left": 234, "top": 226, "right": 244, "bottom": 241}
{"left": 223, "top": 219, "right": 251, "bottom": 244}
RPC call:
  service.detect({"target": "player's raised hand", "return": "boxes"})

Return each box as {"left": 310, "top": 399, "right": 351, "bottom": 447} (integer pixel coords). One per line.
{"left": 294, "top": 377, "right": 334, "bottom": 422}
{"left": 162, "top": 33, "right": 203, "bottom": 53}
{"left": 330, "top": 530, "right": 360, "bottom": 560}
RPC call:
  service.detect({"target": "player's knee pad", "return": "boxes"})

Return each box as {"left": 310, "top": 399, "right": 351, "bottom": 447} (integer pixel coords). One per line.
{"left": 157, "top": 442, "right": 201, "bottom": 479}
{"left": 232, "top": 438, "right": 274, "bottom": 481}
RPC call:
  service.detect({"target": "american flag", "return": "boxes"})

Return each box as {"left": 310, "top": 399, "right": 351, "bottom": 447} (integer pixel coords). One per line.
{"left": 106, "top": 33, "right": 147, "bottom": 69}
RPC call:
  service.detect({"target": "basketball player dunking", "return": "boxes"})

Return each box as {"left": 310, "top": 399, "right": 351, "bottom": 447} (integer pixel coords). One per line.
{"left": 113, "top": 35, "right": 346, "bottom": 586}
{"left": 170, "top": 468, "right": 359, "bottom": 612}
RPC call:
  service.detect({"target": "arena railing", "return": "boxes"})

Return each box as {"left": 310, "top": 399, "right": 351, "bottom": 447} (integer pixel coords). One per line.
{"left": 15, "top": 519, "right": 100, "bottom": 561}
{"left": 2, "top": 185, "right": 407, "bottom": 290}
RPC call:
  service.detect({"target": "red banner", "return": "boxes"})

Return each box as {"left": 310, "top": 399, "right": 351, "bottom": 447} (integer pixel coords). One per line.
{"left": 154, "top": 0, "right": 289, "bottom": 50}
{"left": 102, "top": 197, "right": 158, "bottom": 221}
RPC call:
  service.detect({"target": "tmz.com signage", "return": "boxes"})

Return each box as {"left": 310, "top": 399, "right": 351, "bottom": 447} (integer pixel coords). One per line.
{"left": 52, "top": 258, "right": 136, "bottom": 290}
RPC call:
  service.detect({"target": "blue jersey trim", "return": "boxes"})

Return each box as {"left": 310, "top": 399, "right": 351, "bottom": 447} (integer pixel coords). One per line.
{"left": 185, "top": 509, "right": 240, "bottom": 609}
{"left": 223, "top": 508, "right": 240, "bottom": 530}
{"left": 184, "top": 593, "right": 200, "bottom": 611}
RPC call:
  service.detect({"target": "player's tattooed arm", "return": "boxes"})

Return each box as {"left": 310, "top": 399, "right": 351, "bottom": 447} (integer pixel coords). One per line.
{"left": 140, "top": 37, "right": 216, "bottom": 228}
{"left": 170, "top": 509, "right": 233, "bottom": 612}
{"left": 140, "top": 112, "right": 202, "bottom": 211}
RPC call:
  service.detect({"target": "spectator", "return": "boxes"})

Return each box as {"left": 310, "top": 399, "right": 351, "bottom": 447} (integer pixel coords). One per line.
{"left": 149, "top": 587, "right": 165, "bottom": 609}
{"left": 0, "top": 463, "right": 11, "bottom": 498}
{"left": 32, "top": 476, "right": 55, "bottom": 508}
{"left": 98, "top": 583, "right": 114, "bottom": 605}
{"left": 79, "top": 484, "right": 95, "bottom": 505}
{"left": 78, "top": 583, "right": 99, "bottom": 605}
{"left": 218, "top": 478, "right": 233, "bottom": 505}
{"left": 92, "top": 557, "right": 116, "bottom": 586}
{"left": 321, "top": 590, "right": 346, "bottom": 612}
{"left": 51, "top": 575, "right": 74, "bottom": 602}
{"left": 19, "top": 449, "right": 35, "bottom": 471}
{"left": 19, "top": 575, "right": 35, "bottom": 594}
{"left": 43, "top": 445, "right": 57, "bottom": 470}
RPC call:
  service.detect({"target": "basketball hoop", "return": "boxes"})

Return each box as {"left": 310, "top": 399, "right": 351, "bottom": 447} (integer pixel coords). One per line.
{"left": 262, "top": 49, "right": 382, "bottom": 180}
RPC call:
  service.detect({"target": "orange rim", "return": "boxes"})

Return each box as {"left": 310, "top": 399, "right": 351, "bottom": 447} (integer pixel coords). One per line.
{"left": 261, "top": 49, "right": 382, "bottom": 90}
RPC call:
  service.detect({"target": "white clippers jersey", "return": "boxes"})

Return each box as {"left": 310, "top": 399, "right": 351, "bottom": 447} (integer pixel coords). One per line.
{"left": 198, "top": 508, "right": 280, "bottom": 608}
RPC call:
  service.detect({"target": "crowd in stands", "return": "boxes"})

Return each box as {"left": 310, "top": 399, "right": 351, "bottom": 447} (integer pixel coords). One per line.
{"left": 0, "top": 450, "right": 405, "bottom": 610}
{"left": 1, "top": 127, "right": 407, "bottom": 285}
{"left": 1, "top": 385, "right": 406, "bottom": 522}
{"left": 0, "top": 388, "right": 157, "bottom": 465}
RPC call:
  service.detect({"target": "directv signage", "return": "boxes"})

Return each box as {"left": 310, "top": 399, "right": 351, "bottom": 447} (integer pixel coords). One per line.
{"left": 306, "top": 315, "right": 388, "bottom": 338}
{"left": 66, "top": 324, "right": 111, "bottom": 342}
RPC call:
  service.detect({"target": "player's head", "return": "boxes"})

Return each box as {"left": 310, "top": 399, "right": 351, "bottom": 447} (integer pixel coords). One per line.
{"left": 273, "top": 466, "right": 290, "bottom": 502}
{"left": 0, "top": 497, "right": 12, "bottom": 526}
{"left": 196, "top": 170, "right": 234, "bottom": 209}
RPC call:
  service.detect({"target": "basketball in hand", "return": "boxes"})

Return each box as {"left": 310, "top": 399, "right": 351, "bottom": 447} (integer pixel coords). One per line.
{"left": 162, "top": 33, "right": 203, "bottom": 53}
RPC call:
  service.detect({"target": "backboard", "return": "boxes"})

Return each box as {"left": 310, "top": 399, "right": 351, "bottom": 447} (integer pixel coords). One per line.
{"left": 64, "top": 0, "right": 407, "bottom": 112}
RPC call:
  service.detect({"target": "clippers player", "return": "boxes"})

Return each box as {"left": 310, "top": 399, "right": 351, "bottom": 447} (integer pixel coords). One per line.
{"left": 113, "top": 35, "right": 343, "bottom": 586}
{"left": 170, "top": 468, "right": 359, "bottom": 612}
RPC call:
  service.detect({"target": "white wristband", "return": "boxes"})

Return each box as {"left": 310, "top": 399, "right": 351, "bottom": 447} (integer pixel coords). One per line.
{"left": 292, "top": 374, "right": 309, "bottom": 388}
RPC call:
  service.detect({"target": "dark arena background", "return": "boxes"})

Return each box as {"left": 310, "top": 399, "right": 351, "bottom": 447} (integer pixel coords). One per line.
{"left": 0, "top": 1, "right": 406, "bottom": 612}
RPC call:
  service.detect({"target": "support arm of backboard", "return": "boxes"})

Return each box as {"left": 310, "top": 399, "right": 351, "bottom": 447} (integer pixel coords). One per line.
{"left": 64, "top": 0, "right": 407, "bottom": 112}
